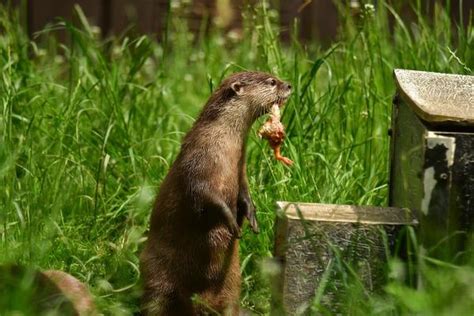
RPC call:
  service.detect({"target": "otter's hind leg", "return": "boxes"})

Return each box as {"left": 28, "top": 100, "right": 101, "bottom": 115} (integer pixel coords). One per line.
{"left": 142, "top": 291, "right": 195, "bottom": 316}
{"left": 140, "top": 253, "right": 195, "bottom": 315}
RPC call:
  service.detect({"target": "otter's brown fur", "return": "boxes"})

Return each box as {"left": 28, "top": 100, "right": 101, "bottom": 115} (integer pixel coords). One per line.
{"left": 140, "top": 71, "right": 291, "bottom": 315}
{"left": 42, "top": 270, "right": 96, "bottom": 315}
{"left": 0, "top": 265, "right": 96, "bottom": 315}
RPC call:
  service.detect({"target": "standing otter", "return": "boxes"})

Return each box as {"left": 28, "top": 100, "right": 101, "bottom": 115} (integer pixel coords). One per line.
{"left": 140, "top": 71, "right": 291, "bottom": 315}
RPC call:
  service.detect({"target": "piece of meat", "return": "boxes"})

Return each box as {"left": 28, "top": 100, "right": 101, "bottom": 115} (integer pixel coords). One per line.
{"left": 258, "top": 104, "right": 293, "bottom": 166}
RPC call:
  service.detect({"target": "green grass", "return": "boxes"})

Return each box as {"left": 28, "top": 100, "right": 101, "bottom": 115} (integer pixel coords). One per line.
{"left": 1, "top": 1, "right": 473, "bottom": 315}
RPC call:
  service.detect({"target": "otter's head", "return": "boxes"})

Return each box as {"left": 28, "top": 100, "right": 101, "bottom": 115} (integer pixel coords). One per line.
{"left": 200, "top": 72, "right": 291, "bottom": 123}
{"left": 224, "top": 71, "right": 292, "bottom": 117}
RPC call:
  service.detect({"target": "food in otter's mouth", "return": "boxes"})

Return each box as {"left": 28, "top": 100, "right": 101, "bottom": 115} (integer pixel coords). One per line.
{"left": 258, "top": 103, "right": 293, "bottom": 166}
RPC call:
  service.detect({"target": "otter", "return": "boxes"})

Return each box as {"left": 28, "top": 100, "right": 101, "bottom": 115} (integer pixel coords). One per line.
{"left": 0, "top": 265, "right": 96, "bottom": 315}
{"left": 140, "top": 71, "right": 291, "bottom": 315}
{"left": 42, "top": 270, "right": 96, "bottom": 315}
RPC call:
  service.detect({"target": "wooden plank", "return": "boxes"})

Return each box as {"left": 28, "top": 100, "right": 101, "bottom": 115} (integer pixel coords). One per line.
{"left": 272, "top": 202, "right": 416, "bottom": 314}
{"left": 29, "top": 0, "right": 103, "bottom": 34}
{"left": 7, "top": 0, "right": 474, "bottom": 42}
{"left": 153, "top": 0, "right": 170, "bottom": 39}
{"left": 277, "top": 202, "right": 417, "bottom": 225}
{"left": 390, "top": 70, "right": 474, "bottom": 261}
{"left": 446, "top": 132, "right": 474, "bottom": 235}
{"left": 279, "top": 0, "right": 338, "bottom": 43}
{"left": 388, "top": 99, "right": 426, "bottom": 217}
{"left": 394, "top": 69, "right": 474, "bottom": 126}
{"left": 278, "top": 0, "right": 301, "bottom": 42}
{"left": 109, "top": 0, "right": 151, "bottom": 35}
{"left": 107, "top": 0, "right": 169, "bottom": 38}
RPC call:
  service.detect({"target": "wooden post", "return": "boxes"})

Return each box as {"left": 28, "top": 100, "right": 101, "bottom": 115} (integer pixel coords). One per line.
{"left": 390, "top": 69, "right": 474, "bottom": 261}
{"left": 272, "top": 202, "right": 417, "bottom": 315}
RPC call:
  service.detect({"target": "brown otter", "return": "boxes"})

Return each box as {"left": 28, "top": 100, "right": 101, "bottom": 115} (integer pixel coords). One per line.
{"left": 42, "top": 270, "right": 96, "bottom": 315}
{"left": 0, "top": 265, "right": 96, "bottom": 315}
{"left": 140, "top": 71, "right": 291, "bottom": 315}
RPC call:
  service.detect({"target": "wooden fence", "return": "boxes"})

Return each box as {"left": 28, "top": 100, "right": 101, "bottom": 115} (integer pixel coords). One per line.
{"left": 3, "top": 0, "right": 473, "bottom": 43}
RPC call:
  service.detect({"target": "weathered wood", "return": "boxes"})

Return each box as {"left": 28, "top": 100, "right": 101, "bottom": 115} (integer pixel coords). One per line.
{"left": 272, "top": 202, "right": 416, "bottom": 315}
{"left": 277, "top": 202, "right": 417, "bottom": 225}
{"left": 28, "top": 0, "right": 103, "bottom": 40}
{"left": 4, "top": 0, "right": 473, "bottom": 42}
{"left": 278, "top": 0, "right": 338, "bottom": 44}
{"left": 108, "top": 0, "right": 168, "bottom": 38}
{"left": 390, "top": 69, "right": 474, "bottom": 261}
{"left": 394, "top": 69, "right": 474, "bottom": 126}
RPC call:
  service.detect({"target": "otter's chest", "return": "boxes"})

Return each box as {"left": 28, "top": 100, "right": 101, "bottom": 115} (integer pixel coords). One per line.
{"left": 209, "top": 142, "right": 243, "bottom": 191}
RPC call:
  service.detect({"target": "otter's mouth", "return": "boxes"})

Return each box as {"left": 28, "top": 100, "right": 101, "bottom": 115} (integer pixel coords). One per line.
{"left": 268, "top": 96, "right": 289, "bottom": 111}
{"left": 258, "top": 95, "right": 290, "bottom": 117}
{"left": 275, "top": 96, "right": 288, "bottom": 108}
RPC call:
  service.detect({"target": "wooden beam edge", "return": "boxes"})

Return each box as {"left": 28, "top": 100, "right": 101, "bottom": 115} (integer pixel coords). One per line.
{"left": 276, "top": 201, "right": 418, "bottom": 225}
{"left": 393, "top": 69, "right": 474, "bottom": 125}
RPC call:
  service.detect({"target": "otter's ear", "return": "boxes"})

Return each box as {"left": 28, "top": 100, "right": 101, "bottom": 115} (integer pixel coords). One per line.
{"left": 230, "top": 81, "right": 244, "bottom": 95}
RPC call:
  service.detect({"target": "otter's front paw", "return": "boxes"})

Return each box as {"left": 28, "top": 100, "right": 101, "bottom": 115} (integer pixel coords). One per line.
{"left": 246, "top": 202, "right": 259, "bottom": 234}
{"left": 229, "top": 219, "right": 242, "bottom": 239}
{"left": 238, "top": 197, "right": 259, "bottom": 234}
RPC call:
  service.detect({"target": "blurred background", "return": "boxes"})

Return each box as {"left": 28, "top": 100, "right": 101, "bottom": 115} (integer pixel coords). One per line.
{"left": 5, "top": 0, "right": 474, "bottom": 44}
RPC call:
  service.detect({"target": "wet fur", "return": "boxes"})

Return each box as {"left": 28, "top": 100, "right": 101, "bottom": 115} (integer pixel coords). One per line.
{"left": 140, "top": 72, "right": 291, "bottom": 315}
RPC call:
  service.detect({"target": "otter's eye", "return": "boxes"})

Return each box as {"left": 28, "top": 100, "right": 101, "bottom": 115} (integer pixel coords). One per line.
{"left": 269, "top": 79, "right": 277, "bottom": 86}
